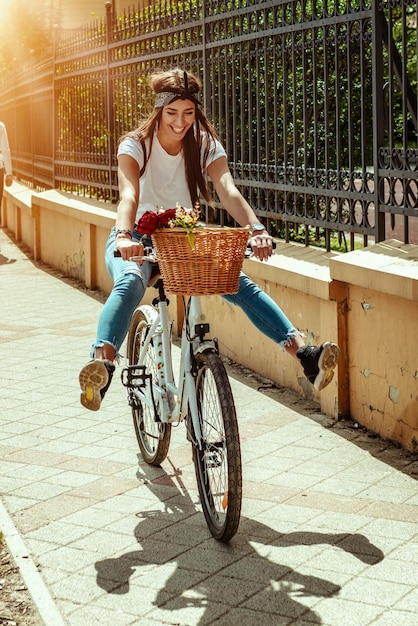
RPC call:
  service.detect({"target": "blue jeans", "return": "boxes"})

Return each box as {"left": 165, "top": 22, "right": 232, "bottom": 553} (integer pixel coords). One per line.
{"left": 91, "top": 228, "right": 297, "bottom": 357}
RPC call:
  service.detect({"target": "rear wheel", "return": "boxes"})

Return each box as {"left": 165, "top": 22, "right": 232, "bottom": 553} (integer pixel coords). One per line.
{"left": 191, "top": 350, "right": 242, "bottom": 542}
{"left": 127, "top": 308, "right": 171, "bottom": 465}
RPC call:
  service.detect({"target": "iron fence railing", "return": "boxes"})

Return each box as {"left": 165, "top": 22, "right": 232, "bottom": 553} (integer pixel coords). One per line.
{"left": 0, "top": 0, "right": 417, "bottom": 250}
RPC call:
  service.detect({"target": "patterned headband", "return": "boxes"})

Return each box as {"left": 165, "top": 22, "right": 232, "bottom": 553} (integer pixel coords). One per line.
{"left": 154, "top": 71, "right": 200, "bottom": 108}
{"left": 154, "top": 90, "right": 200, "bottom": 109}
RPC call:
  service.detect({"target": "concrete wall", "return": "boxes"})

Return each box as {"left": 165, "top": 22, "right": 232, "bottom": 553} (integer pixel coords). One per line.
{"left": 2, "top": 185, "right": 417, "bottom": 451}
{"left": 330, "top": 243, "right": 418, "bottom": 452}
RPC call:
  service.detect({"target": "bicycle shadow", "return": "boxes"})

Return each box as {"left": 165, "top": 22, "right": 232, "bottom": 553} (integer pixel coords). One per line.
{"left": 95, "top": 460, "right": 384, "bottom": 624}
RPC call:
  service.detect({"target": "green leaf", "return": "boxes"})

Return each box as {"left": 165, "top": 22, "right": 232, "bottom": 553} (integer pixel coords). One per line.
{"left": 187, "top": 231, "right": 195, "bottom": 249}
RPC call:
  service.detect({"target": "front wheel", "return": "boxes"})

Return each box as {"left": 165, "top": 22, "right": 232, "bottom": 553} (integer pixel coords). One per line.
{"left": 191, "top": 350, "right": 242, "bottom": 542}
{"left": 127, "top": 307, "right": 171, "bottom": 466}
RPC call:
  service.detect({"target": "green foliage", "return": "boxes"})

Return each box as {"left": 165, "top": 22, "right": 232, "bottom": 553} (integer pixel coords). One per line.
{"left": 382, "top": 4, "right": 418, "bottom": 147}
{"left": 271, "top": 220, "right": 363, "bottom": 253}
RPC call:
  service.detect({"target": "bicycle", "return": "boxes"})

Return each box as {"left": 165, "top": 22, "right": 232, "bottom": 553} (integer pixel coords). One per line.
{"left": 119, "top": 227, "right": 250, "bottom": 542}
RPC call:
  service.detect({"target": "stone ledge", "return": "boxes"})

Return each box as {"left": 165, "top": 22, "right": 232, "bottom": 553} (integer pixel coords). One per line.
{"left": 32, "top": 189, "right": 116, "bottom": 226}
{"left": 330, "top": 239, "right": 418, "bottom": 302}
{"left": 3, "top": 182, "right": 33, "bottom": 214}
{"left": 244, "top": 239, "right": 340, "bottom": 300}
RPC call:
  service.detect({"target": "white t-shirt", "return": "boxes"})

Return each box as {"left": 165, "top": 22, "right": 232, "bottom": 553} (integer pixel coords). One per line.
{"left": 117, "top": 132, "right": 226, "bottom": 221}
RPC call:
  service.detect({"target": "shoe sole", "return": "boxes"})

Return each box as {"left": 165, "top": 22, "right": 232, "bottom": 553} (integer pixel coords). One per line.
{"left": 79, "top": 360, "right": 109, "bottom": 411}
{"left": 313, "top": 342, "right": 340, "bottom": 391}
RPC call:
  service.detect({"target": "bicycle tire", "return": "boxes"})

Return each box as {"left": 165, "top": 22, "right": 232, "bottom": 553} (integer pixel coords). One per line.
{"left": 191, "top": 350, "right": 242, "bottom": 542}
{"left": 127, "top": 307, "right": 171, "bottom": 466}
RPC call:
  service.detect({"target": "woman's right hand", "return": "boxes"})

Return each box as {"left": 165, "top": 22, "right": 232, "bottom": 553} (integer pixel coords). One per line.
{"left": 116, "top": 236, "right": 144, "bottom": 262}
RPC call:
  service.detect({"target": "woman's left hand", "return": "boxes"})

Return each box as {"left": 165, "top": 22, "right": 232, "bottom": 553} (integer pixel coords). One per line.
{"left": 249, "top": 231, "right": 273, "bottom": 262}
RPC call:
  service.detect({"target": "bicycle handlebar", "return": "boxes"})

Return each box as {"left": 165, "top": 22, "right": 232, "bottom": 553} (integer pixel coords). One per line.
{"left": 114, "top": 242, "right": 276, "bottom": 261}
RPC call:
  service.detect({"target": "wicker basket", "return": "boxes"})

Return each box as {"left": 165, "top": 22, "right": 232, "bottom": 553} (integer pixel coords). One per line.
{"left": 151, "top": 226, "right": 250, "bottom": 296}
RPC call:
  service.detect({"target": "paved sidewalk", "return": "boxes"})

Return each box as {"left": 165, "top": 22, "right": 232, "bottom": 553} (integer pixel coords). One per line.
{"left": 1, "top": 227, "right": 417, "bottom": 626}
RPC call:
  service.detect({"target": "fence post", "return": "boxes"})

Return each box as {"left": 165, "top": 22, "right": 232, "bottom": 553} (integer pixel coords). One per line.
{"left": 105, "top": 1, "right": 114, "bottom": 199}
{"left": 52, "top": 24, "right": 59, "bottom": 190}
{"left": 372, "top": 1, "right": 386, "bottom": 242}
{"left": 201, "top": 0, "right": 213, "bottom": 223}
{"left": 202, "top": 0, "right": 209, "bottom": 114}
{"left": 30, "top": 49, "right": 35, "bottom": 186}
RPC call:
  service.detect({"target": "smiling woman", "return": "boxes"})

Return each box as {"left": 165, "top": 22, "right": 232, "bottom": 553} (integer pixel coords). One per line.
{"left": 78, "top": 67, "right": 340, "bottom": 411}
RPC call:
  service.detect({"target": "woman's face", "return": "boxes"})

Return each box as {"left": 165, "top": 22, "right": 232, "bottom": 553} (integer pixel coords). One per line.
{"left": 159, "top": 98, "right": 196, "bottom": 143}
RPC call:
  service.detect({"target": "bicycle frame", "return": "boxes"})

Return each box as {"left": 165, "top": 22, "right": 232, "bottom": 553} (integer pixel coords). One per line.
{"left": 129, "top": 292, "right": 215, "bottom": 447}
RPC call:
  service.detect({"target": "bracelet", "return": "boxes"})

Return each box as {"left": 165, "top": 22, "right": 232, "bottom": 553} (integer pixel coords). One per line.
{"left": 115, "top": 228, "right": 132, "bottom": 239}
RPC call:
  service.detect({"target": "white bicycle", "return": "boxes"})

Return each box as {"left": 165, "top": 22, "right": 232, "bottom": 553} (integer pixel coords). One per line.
{"left": 121, "top": 229, "right": 249, "bottom": 542}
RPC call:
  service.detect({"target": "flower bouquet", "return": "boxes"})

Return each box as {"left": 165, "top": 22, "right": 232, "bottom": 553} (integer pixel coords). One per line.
{"left": 136, "top": 203, "right": 202, "bottom": 249}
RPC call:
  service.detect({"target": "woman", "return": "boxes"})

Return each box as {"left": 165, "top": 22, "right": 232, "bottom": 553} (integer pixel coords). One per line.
{"left": 79, "top": 69, "right": 340, "bottom": 411}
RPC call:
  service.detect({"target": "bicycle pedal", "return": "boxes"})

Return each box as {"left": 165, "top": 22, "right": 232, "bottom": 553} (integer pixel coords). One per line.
{"left": 121, "top": 365, "right": 152, "bottom": 388}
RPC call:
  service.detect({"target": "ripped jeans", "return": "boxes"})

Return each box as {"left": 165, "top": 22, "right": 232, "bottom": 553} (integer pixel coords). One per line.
{"left": 91, "top": 227, "right": 298, "bottom": 358}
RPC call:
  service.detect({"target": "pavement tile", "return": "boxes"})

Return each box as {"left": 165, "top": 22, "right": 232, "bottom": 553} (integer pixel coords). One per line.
{"left": 370, "top": 611, "right": 417, "bottom": 626}
{"left": 25, "top": 520, "right": 95, "bottom": 546}
{"left": 212, "top": 607, "right": 293, "bottom": 625}
{"left": 309, "top": 476, "right": 374, "bottom": 497}
{"left": 241, "top": 583, "right": 322, "bottom": 619}
{"left": 2, "top": 494, "right": 39, "bottom": 513}
{"left": 338, "top": 576, "right": 411, "bottom": 607}
{"left": 393, "top": 586, "right": 418, "bottom": 612}
{"left": 144, "top": 597, "right": 230, "bottom": 625}
{"left": 50, "top": 572, "right": 106, "bottom": 604}
{"left": 363, "top": 557, "right": 418, "bottom": 583}
{"left": 359, "top": 500, "right": 418, "bottom": 523}
{"left": 307, "top": 597, "right": 383, "bottom": 625}
{"left": 65, "top": 603, "right": 138, "bottom": 625}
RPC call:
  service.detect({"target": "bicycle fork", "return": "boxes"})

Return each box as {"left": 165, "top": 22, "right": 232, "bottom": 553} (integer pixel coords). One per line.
{"left": 181, "top": 297, "right": 220, "bottom": 449}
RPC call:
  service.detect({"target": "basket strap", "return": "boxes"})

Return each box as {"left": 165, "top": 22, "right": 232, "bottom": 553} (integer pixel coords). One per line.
{"left": 140, "top": 139, "right": 147, "bottom": 178}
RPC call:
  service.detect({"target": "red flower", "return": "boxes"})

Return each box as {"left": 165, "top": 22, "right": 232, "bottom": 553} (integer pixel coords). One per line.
{"left": 157, "top": 208, "right": 177, "bottom": 227}
{"left": 136, "top": 211, "right": 159, "bottom": 235}
{"left": 136, "top": 206, "right": 200, "bottom": 238}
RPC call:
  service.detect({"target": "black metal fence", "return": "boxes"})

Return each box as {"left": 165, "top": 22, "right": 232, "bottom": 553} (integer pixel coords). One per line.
{"left": 1, "top": 0, "right": 417, "bottom": 250}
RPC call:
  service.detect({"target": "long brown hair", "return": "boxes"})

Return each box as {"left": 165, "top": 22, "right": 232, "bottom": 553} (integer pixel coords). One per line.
{"left": 120, "top": 69, "right": 220, "bottom": 206}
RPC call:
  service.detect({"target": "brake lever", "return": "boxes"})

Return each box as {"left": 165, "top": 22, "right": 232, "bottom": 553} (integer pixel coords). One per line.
{"left": 245, "top": 241, "right": 276, "bottom": 258}
{"left": 114, "top": 246, "right": 155, "bottom": 261}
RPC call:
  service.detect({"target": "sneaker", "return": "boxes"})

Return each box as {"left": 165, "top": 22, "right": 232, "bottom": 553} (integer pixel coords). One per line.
{"left": 79, "top": 359, "right": 115, "bottom": 411}
{"left": 296, "top": 342, "right": 340, "bottom": 391}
